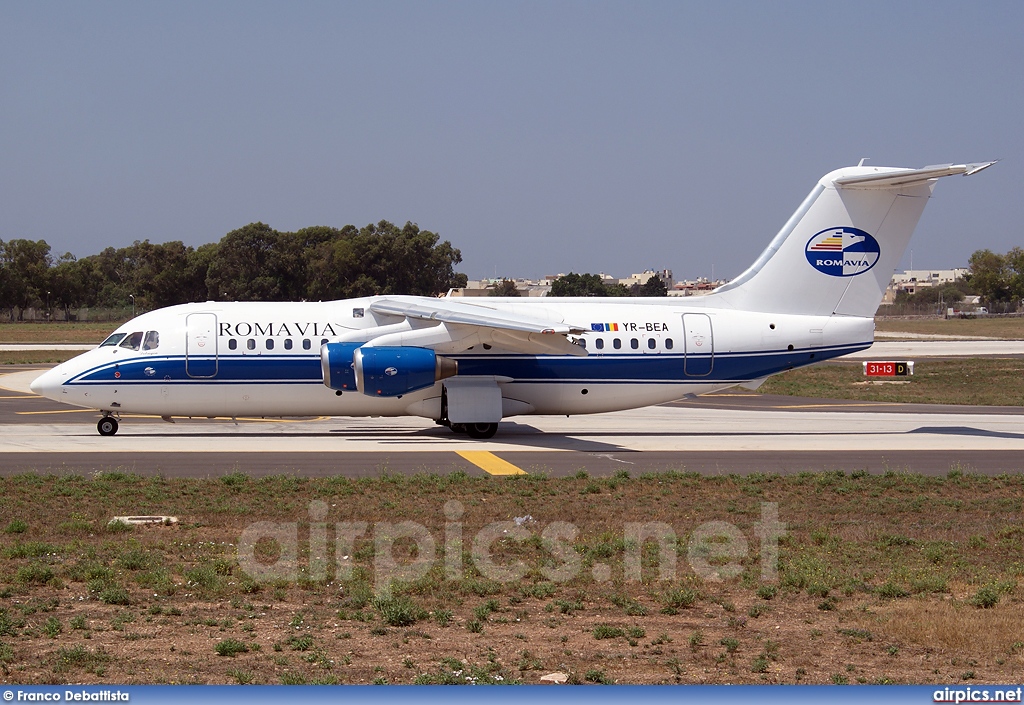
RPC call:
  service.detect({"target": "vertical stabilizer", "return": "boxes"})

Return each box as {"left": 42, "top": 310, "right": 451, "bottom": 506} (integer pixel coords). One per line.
{"left": 710, "top": 162, "right": 995, "bottom": 317}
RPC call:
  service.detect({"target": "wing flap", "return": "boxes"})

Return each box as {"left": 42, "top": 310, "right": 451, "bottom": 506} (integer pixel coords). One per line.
{"left": 366, "top": 296, "right": 588, "bottom": 357}
{"left": 370, "top": 296, "right": 586, "bottom": 335}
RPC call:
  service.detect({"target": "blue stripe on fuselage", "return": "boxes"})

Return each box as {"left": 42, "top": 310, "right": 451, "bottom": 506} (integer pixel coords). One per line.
{"left": 66, "top": 342, "right": 869, "bottom": 386}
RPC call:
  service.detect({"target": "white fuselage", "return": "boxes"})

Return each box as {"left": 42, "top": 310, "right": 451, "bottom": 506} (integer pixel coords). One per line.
{"left": 31, "top": 296, "right": 873, "bottom": 420}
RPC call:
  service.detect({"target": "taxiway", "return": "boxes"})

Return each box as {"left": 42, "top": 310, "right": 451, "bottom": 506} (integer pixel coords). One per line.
{"left": 2, "top": 364, "right": 1022, "bottom": 478}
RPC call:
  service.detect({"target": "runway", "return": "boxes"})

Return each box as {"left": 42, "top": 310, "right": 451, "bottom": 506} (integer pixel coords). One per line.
{"left": 2, "top": 364, "right": 1022, "bottom": 478}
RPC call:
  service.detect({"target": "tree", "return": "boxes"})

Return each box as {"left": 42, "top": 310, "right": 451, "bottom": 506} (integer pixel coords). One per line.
{"left": 488, "top": 279, "right": 521, "bottom": 297}
{"left": 636, "top": 275, "right": 668, "bottom": 297}
{"left": 1, "top": 218, "right": 468, "bottom": 318}
{"left": 0, "top": 239, "right": 52, "bottom": 318}
{"left": 304, "top": 221, "right": 466, "bottom": 300}
{"left": 205, "top": 223, "right": 289, "bottom": 301}
{"left": 968, "top": 249, "right": 1012, "bottom": 306}
{"left": 1005, "top": 246, "right": 1024, "bottom": 304}
{"left": 47, "top": 254, "right": 92, "bottom": 318}
{"left": 893, "top": 284, "right": 964, "bottom": 312}
{"left": 548, "top": 273, "right": 612, "bottom": 297}
{"left": 546, "top": 272, "right": 633, "bottom": 297}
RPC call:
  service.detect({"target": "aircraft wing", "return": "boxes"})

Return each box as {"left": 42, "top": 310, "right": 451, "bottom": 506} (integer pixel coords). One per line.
{"left": 366, "top": 296, "right": 590, "bottom": 356}
{"left": 370, "top": 296, "right": 587, "bottom": 335}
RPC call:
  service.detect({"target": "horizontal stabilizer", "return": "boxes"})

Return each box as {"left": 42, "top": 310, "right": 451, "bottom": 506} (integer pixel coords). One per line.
{"left": 833, "top": 161, "right": 997, "bottom": 189}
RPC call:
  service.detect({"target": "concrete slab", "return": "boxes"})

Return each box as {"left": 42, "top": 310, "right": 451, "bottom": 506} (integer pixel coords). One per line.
{"left": 3, "top": 406, "right": 1023, "bottom": 454}
{"left": 0, "top": 369, "right": 45, "bottom": 394}
{"left": 846, "top": 340, "right": 1024, "bottom": 357}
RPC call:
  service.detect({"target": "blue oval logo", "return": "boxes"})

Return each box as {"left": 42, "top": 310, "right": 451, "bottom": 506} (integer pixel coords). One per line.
{"left": 805, "top": 227, "right": 880, "bottom": 277}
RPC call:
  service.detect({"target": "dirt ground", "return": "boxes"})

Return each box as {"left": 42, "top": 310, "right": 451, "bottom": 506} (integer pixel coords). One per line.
{"left": 4, "top": 579, "right": 1024, "bottom": 685}
{"left": 2, "top": 470, "right": 1024, "bottom": 685}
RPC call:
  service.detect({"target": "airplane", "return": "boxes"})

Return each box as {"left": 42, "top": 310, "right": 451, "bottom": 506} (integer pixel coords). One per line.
{"left": 31, "top": 161, "right": 995, "bottom": 439}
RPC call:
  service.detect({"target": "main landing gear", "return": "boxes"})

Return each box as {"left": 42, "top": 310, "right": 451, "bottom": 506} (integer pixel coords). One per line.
{"left": 97, "top": 415, "right": 119, "bottom": 437}
{"left": 437, "top": 388, "right": 499, "bottom": 439}
{"left": 449, "top": 422, "right": 498, "bottom": 439}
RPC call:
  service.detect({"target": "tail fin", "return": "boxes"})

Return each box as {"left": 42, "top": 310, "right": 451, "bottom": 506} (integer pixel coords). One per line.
{"left": 711, "top": 162, "right": 995, "bottom": 317}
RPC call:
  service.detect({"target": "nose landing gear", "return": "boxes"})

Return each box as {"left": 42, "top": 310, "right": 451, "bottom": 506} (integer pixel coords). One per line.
{"left": 97, "top": 415, "right": 119, "bottom": 437}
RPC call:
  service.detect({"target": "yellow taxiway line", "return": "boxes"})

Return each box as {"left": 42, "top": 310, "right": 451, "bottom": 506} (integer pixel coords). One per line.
{"left": 456, "top": 450, "right": 527, "bottom": 476}
{"left": 15, "top": 408, "right": 98, "bottom": 415}
{"left": 14, "top": 410, "right": 331, "bottom": 423}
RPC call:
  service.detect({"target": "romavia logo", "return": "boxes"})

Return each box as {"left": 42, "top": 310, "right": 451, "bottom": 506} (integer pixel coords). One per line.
{"left": 805, "top": 227, "right": 880, "bottom": 277}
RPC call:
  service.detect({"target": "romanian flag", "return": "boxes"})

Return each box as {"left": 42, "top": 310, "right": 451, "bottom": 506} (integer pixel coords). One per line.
{"left": 605, "top": 323, "right": 619, "bottom": 331}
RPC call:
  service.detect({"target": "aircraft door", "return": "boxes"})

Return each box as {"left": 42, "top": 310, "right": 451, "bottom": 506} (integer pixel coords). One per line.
{"left": 186, "top": 313, "right": 218, "bottom": 378}
{"left": 682, "top": 314, "right": 713, "bottom": 376}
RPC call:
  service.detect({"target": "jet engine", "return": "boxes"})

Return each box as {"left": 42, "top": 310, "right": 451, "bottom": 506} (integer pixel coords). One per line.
{"left": 320, "top": 342, "right": 363, "bottom": 391}
{"left": 353, "top": 346, "right": 457, "bottom": 397}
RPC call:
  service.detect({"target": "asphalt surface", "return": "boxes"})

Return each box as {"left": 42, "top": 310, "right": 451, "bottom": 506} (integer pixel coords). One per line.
{"left": 2, "top": 364, "right": 1023, "bottom": 477}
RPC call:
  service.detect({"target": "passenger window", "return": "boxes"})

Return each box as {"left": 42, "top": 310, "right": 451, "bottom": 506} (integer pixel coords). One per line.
{"left": 284, "top": 339, "right": 293, "bottom": 350}
{"left": 353, "top": 308, "right": 364, "bottom": 318}
{"left": 647, "top": 338, "right": 656, "bottom": 350}
{"left": 247, "top": 339, "right": 256, "bottom": 350}
{"left": 631, "top": 338, "right": 639, "bottom": 350}
{"left": 666, "top": 338, "right": 674, "bottom": 350}
{"left": 142, "top": 331, "right": 160, "bottom": 350}
{"left": 266, "top": 339, "right": 274, "bottom": 350}
{"left": 100, "top": 333, "right": 127, "bottom": 347}
{"left": 302, "top": 339, "right": 311, "bottom": 350}
{"left": 613, "top": 338, "right": 621, "bottom": 350}
{"left": 228, "top": 339, "right": 237, "bottom": 350}
{"left": 119, "top": 332, "right": 144, "bottom": 351}
{"left": 595, "top": 339, "right": 604, "bottom": 350}
{"left": 321, "top": 338, "right": 328, "bottom": 346}
{"left": 579, "top": 339, "right": 587, "bottom": 349}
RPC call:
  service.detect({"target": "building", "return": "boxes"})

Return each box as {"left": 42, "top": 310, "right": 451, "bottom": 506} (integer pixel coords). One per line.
{"left": 617, "top": 269, "right": 674, "bottom": 290}
{"left": 881, "top": 268, "right": 968, "bottom": 304}
{"left": 669, "top": 277, "right": 729, "bottom": 296}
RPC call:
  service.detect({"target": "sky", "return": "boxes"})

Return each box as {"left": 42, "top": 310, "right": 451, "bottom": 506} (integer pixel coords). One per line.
{"left": 1, "top": 1, "right": 1021, "bottom": 283}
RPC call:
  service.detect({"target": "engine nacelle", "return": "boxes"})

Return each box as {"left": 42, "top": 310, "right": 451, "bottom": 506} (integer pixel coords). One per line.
{"left": 321, "top": 342, "right": 363, "bottom": 391}
{"left": 354, "top": 346, "right": 457, "bottom": 397}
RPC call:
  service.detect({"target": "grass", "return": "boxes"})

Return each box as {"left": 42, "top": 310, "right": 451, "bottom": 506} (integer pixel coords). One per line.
{"left": 0, "top": 351, "right": 81, "bottom": 365}
{"left": 373, "top": 593, "right": 426, "bottom": 626}
{"left": 0, "top": 322, "right": 118, "bottom": 344}
{"left": 215, "top": 639, "right": 250, "bottom": 657}
{"left": 1, "top": 469, "right": 1023, "bottom": 683}
{"left": 760, "top": 358, "right": 1024, "bottom": 406}
{"left": 875, "top": 316, "right": 1024, "bottom": 339}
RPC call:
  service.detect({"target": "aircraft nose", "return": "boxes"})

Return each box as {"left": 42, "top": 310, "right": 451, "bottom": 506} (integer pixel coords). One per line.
{"left": 30, "top": 367, "right": 60, "bottom": 399}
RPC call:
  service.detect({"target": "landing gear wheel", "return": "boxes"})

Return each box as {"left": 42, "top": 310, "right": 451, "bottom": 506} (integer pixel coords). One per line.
{"left": 466, "top": 423, "right": 498, "bottom": 439}
{"left": 97, "top": 417, "right": 119, "bottom": 437}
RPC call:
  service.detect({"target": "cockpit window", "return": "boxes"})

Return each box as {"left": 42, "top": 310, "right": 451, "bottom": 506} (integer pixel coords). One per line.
{"left": 142, "top": 331, "right": 160, "bottom": 351}
{"left": 99, "top": 333, "right": 127, "bottom": 347}
{"left": 119, "top": 331, "right": 144, "bottom": 351}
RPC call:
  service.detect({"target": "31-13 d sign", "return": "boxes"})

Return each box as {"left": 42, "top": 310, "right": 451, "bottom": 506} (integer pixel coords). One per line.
{"left": 863, "top": 361, "right": 914, "bottom": 377}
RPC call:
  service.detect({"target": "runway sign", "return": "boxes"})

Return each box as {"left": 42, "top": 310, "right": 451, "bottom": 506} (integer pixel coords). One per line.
{"left": 863, "top": 361, "right": 914, "bottom": 377}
